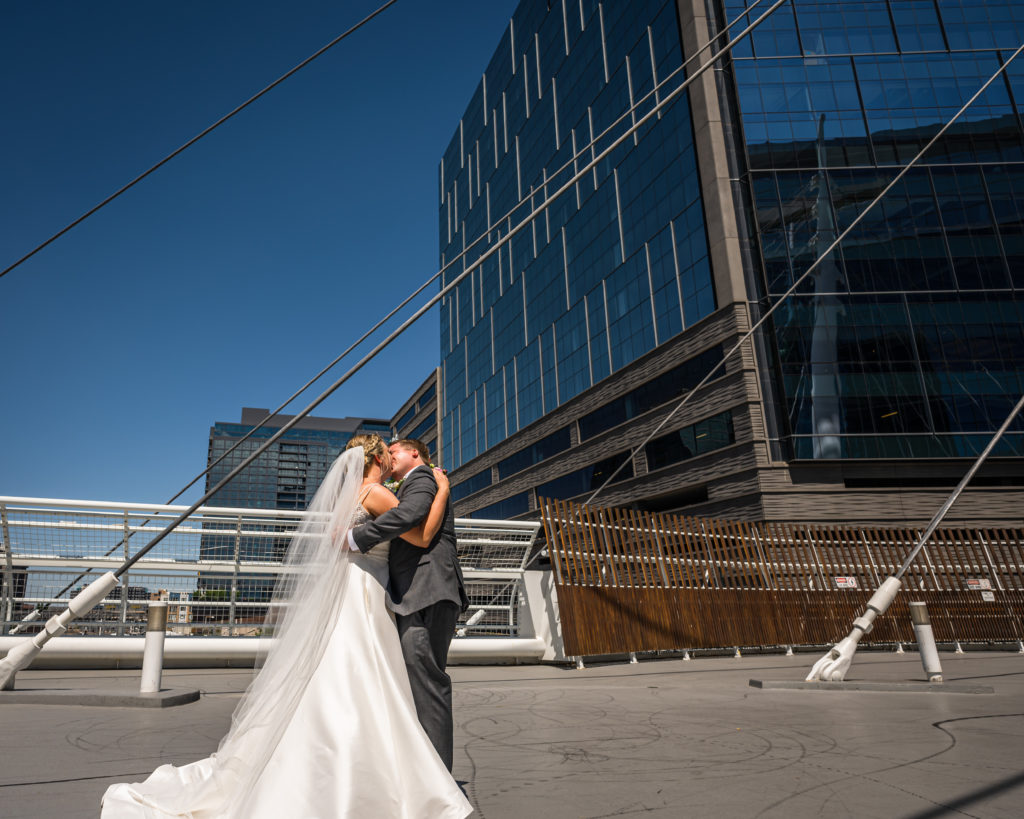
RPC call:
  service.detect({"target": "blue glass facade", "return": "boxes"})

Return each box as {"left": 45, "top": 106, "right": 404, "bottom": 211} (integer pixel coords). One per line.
{"left": 391, "top": 371, "right": 441, "bottom": 462}
{"left": 439, "top": 0, "right": 715, "bottom": 471}
{"left": 199, "top": 410, "right": 391, "bottom": 606}
{"left": 725, "top": 0, "right": 1024, "bottom": 459}
{"left": 436, "top": 0, "right": 1024, "bottom": 523}
{"left": 205, "top": 411, "right": 390, "bottom": 511}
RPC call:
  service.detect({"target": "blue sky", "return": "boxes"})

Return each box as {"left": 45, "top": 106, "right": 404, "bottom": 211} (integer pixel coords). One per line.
{"left": 0, "top": 1, "right": 518, "bottom": 503}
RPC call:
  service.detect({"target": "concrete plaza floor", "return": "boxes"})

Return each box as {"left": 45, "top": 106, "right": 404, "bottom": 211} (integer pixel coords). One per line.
{"left": 1, "top": 650, "right": 1023, "bottom": 818}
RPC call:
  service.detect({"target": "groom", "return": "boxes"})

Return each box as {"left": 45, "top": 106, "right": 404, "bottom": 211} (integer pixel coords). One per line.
{"left": 347, "top": 438, "right": 468, "bottom": 771}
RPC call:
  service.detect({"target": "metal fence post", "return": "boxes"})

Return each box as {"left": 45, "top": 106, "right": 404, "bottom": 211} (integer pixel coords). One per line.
{"left": 140, "top": 601, "right": 168, "bottom": 693}
{"left": 509, "top": 579, "right": 518, "bottom": 635}
{"left": 229, "top": 514, "right": 242, "bottom": 636}
{"left": 1, "top": 504, "right": 13, "bottom": 635}
{"left": 909, "top": 602, "right": 943, "bottom": 682}
{"left": 118, "top": 512, "right": 130, "bottom": 637}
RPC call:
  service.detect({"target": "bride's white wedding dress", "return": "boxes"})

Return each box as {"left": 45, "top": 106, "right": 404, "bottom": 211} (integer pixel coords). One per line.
{"left": 101, "top": 452, "right": 472, "bottom": 818}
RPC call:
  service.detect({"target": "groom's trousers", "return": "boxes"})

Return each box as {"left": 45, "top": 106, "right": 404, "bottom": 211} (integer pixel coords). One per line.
{"left": 396, "top": 600, "right": 460, "bottom": 772}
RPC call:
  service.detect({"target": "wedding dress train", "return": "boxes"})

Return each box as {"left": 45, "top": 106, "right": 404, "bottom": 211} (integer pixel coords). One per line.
{"left": 101, "top": 451, "right": 472, "bottom": 818}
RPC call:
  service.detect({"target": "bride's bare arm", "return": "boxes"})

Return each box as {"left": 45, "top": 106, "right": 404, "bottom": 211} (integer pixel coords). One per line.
{"left": 402, "top": 468, "right": 450, "bottom": 548}
{"left": 361, "top": 483, "right": 399, "bottom": 518}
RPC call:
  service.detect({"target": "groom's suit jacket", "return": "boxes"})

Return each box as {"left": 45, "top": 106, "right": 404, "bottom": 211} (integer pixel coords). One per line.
{"left": 351, "top": 466, "right": 469, "bottom": 616}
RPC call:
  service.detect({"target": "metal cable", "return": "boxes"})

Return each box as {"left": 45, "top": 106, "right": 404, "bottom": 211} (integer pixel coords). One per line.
{"left": 12, "top": 0, "right": 774, "bottom": 498}
{"left": 896, "top": 393, "right": 1024, "bottom": 579}
{"left": 583, "top": 40, "right": 1024, "bottom": 507}
{"left": 162, "top": 0, "right": 777, "bottom": 502}
{"left": 0, "top": 0, "right": 398, "bottom": 281}
{"left": 432, "top": 0, "right": 775, "bottom": 290}
{"left": 10, "top": 0, "right": 785, "bottom": 621}
{"left": 10, "top": 271, "right": 432, "bottom": 626}
{"left": 111, "top": 0, "right": 791, "bottom": 575}
{"left": 173, "top": 0, "right": 776, "bottom": 497}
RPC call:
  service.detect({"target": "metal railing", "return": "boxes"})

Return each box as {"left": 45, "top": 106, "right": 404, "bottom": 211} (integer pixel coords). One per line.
{"left": 0, "top": 497, "right": 540, "bottom": 638}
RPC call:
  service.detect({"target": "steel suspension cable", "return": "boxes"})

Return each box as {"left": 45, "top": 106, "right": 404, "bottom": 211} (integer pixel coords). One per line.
{"left": 181, "top": 0, "right": 776, "bottom": 492}
{"left": 154, "top": 0, "right": 778, "bottom": 504}
{"left": 583, "top": 39, "right": 1024, "bottom": 507}
{"left": 109, "top": 0, "right": 790, "bottom": 576}
{"left": 12, "top": 0, "right": 776, "bottom": 507}
{"left": 434, "top": 0, "right": 775, "bottom": 286}
{"left": 114, "top": 0, "right": 795, "bottom": 627}
{"left": 896, "top": 394, "right": 1024, "bottom": 580}
{"left": 6, "top": 0, "right": 774, "bottom": 553}
{"left": 0, "top": 0, "right": 398, "bottom": 282}
{"left": 10, "top": 269, "right": 434, "bottom": 629}
{"left": 9, "top": 0, "right": 785, "bottom": 625}
{"left": 0, "top": 0, "right": 793, "bottom": 683}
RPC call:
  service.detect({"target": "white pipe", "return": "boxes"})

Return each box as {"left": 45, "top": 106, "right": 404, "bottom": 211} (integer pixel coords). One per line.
{"left": 140, "top": 602, "right": 168, "bottom": 693}
{"left": 0, "top": 496, "right": 307, "bottom": 518}
{"left": 909, "top": 602, "right": 943, "bottom": 683}
{"left": 1, "top": 496, "right": 537, "bottom": 532}
{"left": 806, "top": 576, "right": 902, "bottom": 682}
{"left": 0, "top": 635, "right": 548, "bottom": 668}
{"left": 0, "top": 571, "right": 121, "bottom": 689}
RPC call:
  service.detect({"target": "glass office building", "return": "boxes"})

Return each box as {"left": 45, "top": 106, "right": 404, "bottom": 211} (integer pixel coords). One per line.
{"left": 439, "top": 0, "right": 716, "bottom": 471}
{"left": 205, "top": 408, "right": 391, "bottom": 512}
{"left": 440, "top": 0, "right": 1024, "bottom": 526}
{"left": 197, "top": 409, "right": 391, "bottom": 613}
{"left": 391, "top": 370, "right": 442, "bottom": 461}
{"left": 202, "top": 408, "right": 390, "bottom": 565}
{"left": 726, "top": 0, "right": 1024, "bottom": 460}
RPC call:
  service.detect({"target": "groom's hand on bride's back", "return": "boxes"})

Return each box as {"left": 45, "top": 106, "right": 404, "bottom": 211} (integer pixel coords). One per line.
{"left": 338, "top": 529, "right": 358, "bottom": 551}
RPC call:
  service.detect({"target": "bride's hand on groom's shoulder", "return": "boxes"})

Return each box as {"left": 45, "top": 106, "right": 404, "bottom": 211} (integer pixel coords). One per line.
{"left": 431, "top": 466, "right": 450, "bottom": 492}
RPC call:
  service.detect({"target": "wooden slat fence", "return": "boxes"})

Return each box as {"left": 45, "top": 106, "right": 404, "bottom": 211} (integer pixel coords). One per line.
{"left": 540, "top": 498, "right": 1024, "bottom": 657}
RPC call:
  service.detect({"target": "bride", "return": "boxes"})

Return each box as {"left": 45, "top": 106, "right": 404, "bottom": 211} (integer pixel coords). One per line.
{"left": 101, "top": 435, "right": 473, "bottom": 818}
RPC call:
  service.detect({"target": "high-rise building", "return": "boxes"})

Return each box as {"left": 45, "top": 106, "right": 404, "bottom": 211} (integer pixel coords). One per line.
{"left": 440, "top": 0, "right": 1024, "bottom": 525}
{"left": 197, "top": 409, "right": 391, "bottom": 615}
{"left": 205, "top": 408, "right": 391, "bottom": 512}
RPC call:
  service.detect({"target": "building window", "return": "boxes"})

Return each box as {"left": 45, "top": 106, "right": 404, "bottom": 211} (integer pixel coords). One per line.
{"left": 409, "top": 411, "right": 437, "bottom": 442}
{"left": 644, "top": 411, "right": 736, "bottom": 471}
{"left": 578, "top": 345, "right": 724, "bottom": 441}
{"left": 396, "top": 406, "right": 416, "bottom": 431}
{"left": 451, "top": 469, "right": 493, "bottom": 502}
{"left": 536, "top": 451, "right": 634, "bottom": 501}
{"left": 496, "top": 426, "right": 572, "bottom": 479}
{"left": 438, "top": 0, "right": 716, "bottom": 470}
{"left": 466, "top": 491, "right": 530, "bottom": 519}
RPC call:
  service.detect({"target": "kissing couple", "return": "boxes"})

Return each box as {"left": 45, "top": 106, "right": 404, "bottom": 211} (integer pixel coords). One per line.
{"left": 102, "top": 436, "right": 473, "bottom": 818}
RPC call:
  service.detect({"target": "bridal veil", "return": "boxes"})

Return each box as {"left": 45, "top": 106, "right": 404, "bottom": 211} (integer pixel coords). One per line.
{"left": 210, "top": 446, "right": 364, "bottom": 812}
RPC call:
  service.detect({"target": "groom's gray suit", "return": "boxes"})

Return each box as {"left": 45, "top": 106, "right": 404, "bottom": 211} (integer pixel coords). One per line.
{"left": 350, "top": 465, "right": 468, "bottom": 771}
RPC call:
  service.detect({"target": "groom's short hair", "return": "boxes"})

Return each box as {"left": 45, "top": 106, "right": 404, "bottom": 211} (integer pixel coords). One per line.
{"left": 393, "top": 438, "right": 431, "bottom": 464}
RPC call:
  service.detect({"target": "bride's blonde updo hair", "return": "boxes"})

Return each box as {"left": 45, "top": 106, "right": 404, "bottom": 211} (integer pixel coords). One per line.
{"left": 346, "top": 433, "right": 388, "bottom": 477}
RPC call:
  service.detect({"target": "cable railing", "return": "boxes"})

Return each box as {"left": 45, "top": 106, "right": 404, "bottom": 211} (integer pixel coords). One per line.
{"left": 0, "top": 497, "right": 539, "bottom": 639}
